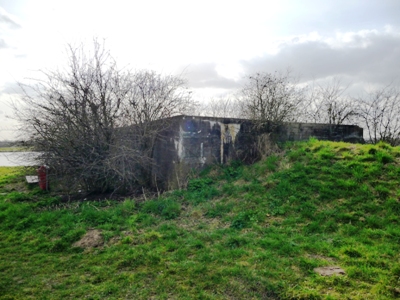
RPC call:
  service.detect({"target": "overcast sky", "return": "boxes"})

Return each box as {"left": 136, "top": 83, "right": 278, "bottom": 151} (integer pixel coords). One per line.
{"left": 1, "top": 0, "right": 399, "bottom": 139}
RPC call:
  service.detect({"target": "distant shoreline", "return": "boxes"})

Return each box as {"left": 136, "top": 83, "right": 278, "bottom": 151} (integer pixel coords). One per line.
{"left": 0, "top": 147, "right": 33, "bottom": 153}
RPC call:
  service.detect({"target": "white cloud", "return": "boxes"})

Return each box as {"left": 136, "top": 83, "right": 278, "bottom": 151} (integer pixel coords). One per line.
{"left": 1, "top": 0, "right": 400, "bottom": 138}
{"left": 243, "top": 27, "right": 400, "bottom": 84}
{"left": 0, "top": 6, "right": 21, "bottom": 29}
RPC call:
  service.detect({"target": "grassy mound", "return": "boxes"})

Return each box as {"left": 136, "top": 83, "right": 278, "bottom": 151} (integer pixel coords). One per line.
{"left": 0, "top": 140, "right": 399, "bottom": 299}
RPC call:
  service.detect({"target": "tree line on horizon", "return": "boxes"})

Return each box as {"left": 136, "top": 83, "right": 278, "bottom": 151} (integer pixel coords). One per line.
{"left": 198, "top": 73, "right": 400, "bottom": 147}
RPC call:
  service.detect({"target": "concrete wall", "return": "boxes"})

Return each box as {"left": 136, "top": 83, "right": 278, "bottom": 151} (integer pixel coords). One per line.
{"left": 151, "top": 115, "right": 364, "bottom": 189}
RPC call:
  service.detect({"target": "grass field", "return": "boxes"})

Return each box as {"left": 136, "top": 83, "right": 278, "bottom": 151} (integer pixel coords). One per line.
{"left": 0, "top": 140, "right": 399, "bottom": 299}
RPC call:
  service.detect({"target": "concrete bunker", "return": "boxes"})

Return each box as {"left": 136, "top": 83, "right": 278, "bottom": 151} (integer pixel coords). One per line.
{"left": 150, "top": 115, "right": 364, "bottom": 189}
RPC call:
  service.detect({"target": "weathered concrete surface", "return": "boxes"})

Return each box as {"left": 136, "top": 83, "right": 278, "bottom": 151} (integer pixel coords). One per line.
{"left": 151, "top": 115, "right": 364, "bottom": 189}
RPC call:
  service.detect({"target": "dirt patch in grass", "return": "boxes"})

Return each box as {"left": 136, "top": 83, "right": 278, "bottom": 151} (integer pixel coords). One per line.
{"left": 73, "top": 229, "right": 103, "bottom": 248}
{"left": 314, "top": 266, "right": 345, "bottom": 276}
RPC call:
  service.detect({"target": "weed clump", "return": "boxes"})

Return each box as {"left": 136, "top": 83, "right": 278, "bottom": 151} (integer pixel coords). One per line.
{"left": 141, "top": 198, "right": 181, "bottom": 220}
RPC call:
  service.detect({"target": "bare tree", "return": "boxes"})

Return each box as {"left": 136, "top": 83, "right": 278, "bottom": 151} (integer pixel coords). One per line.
{"left": 238, "top": 71, "right": 305, "bottom": 123}
{"left": 195, "top": 96, "right": 242, "bottom": 118}
{"left": 355, "top": 85, "right": 400, "bottom": 145}
{"left": 116, "top": 70, "right": 194, "bottom": 189}
{"left": 14, "top": 39, "right": 193, "bottom": 194}
{"left": 303, "top": 78, "right": 357, "bottom": 125}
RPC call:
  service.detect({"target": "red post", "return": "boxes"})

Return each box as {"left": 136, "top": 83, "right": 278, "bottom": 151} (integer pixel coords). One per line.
{"left": 37, "top": 165, "right": 49, "bottom": 190}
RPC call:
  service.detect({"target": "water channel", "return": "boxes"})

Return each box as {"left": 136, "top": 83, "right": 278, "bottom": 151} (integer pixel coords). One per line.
{"left": 0, "top": 152, "right": 40, "bottom": 167}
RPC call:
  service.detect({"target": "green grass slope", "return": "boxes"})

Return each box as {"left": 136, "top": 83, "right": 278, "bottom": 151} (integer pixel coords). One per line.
{"left": 0, "top": 140, "right": 399, "bottom": 299}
